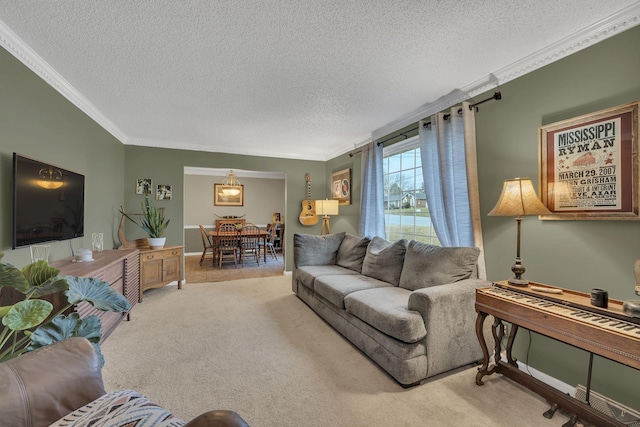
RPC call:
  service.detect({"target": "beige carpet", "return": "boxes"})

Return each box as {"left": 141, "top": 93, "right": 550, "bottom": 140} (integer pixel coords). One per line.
{"left": 101, "top": 276, "right": 572, "bottom": 427}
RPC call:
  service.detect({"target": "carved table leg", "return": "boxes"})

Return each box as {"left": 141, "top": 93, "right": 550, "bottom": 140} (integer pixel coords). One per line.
{"left": 476, "top": 311, "right": 512, "bottom": 385}
{"left": 475, "top": 311, "right": 490, "bottom": 384}
{"left": 505, "top": 323, "right": 519, "bottom": 367}
{"left": 492, "top": 317, "right": 505, "bottom": 365}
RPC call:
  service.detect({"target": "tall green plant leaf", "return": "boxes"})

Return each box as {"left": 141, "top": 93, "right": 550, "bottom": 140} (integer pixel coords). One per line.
{"left": 119, "top": 196, "right": 169, "bottom": 238}
{"left": 28, "top": 276, "right": 69, "bottom": 298}
{"left": 0, "top": 306, "right": 11, "bottom": 318}
{"left": 64, "top": 276, "right": 131, "bottom": 312}
{"left": 74, "top": 315, "right": 103, "bottom": 343}
{"left": 1, "top": 300, "right": 53, "bottom": 331}
{"left": 22, "top": 261, "right": 60, "bottom": 287}
{"left": 28, "top": 313, "right": 105, "bottom": 366}
{"left": 0, "top": 261, "right": 30, "bottom": 293}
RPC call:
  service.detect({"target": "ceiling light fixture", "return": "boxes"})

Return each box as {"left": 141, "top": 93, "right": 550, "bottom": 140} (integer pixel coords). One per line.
{"left": 37, "top": 165, "right": 63, "bottom": 189}
{"left": 221, "top": 170, "right": 241, "bottom": 196}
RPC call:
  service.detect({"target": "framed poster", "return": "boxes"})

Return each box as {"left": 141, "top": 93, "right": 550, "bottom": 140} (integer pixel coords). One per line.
{"left": 136, "top": 178, "right": 152, "bottom": 195}
{"left": 214, "top": 184, "right": 244, "bottom": 206}
{"left": 538, "top": 101, "right": 639, "bottom": 220}
{"left": 331, "top": 168, "right": 351, "bottom": 206}
{"left": 156, "top": 184, "right": 172, "bottom": 200}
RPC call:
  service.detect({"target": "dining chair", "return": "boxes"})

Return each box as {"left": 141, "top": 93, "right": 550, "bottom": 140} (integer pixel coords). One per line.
{"left": 239, "top": 223, "right": 260, "bottom": 267}
{"left": 198, "top": 225, "right": 215, "bottom": 266}
{"left": 217, "top": 223, "right": 239, "bottom": 268}
{"left": 259, "top": 223, "right": 278, "bottom": 261}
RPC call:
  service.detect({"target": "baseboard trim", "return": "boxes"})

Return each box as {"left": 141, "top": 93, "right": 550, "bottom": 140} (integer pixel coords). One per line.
{"left": 500, "top": 352, "right": 574, "bottom": 396}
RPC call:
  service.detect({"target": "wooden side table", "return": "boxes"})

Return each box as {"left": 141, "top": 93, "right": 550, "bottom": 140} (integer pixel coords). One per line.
{"left": 139, "top": 246, "right": 183, "bottom": 302}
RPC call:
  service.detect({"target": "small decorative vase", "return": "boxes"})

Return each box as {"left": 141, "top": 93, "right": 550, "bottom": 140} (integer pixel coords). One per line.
{"left": 147, "top": 237, "right": 166, "bottom": 249}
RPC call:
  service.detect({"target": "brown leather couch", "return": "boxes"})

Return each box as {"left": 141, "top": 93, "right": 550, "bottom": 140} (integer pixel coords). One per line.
{"left": 0, "top": 337, "right": 250, "bottom": 427}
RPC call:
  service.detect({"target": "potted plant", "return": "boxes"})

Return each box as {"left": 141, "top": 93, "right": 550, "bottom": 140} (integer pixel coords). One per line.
{"left": 0, "top": 253, "right": 130, "bottom": 365}
{"left": 120, "top": 195, "right": 170, "bottom": 249}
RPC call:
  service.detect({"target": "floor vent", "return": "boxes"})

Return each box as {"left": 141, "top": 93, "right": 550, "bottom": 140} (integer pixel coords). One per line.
{"left": 574, "top": 385, "right": 640, "bottom": 426}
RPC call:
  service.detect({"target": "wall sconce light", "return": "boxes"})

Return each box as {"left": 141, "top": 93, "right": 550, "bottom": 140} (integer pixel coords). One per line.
{"left": 221, "top": 169, "right": 241, "bottom": 196}
{"left": 37, "top": 165, "right": 63, "bottom": 189}
{"left": 315, "top": 199, "right": 339, "bottom": 235}
{"left": 488, "top": 177, "right": 550, "bottom": 286}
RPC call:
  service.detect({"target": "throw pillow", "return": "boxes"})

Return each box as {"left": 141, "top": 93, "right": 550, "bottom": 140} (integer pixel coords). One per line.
{"left": 49, "top": 389, "right": 185, "bottom": 427}
{"left": 399, "top": 240, "right": 480, "bottom": 291}
{"left": 293, "top": 232, "right": 346, "bottom": 266}
{"left": 361, "top": 236, "right": 407, "bottom": 286}
{"left": 336, "top": 234, "right": 370, "bottom": 272}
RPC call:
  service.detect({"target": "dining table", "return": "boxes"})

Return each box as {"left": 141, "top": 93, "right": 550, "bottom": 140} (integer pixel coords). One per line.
{"left": 209, "top": 228, "right": 269, "bottom": 262}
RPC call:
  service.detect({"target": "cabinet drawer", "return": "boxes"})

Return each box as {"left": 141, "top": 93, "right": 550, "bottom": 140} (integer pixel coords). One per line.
{"left": 141, "top": 252, "right": 160, "bottom": 262}
{"left": 141, "top": 250, "right": 178, "bottom": 262}
{"left": 93, "top": 263, "right": 124, "bottom": 285}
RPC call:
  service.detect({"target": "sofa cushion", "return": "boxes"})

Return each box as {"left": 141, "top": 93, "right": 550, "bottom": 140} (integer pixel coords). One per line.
{"left": 344, "top": 287, "right": 426, "bottom": 343}
{"left": 336, "top": 234, "right": 370, "bottom": 273}
{"left": 49, "top": 389, "right": 185, "bottom": 427}
{"left": 314, "top": 274, "right": 392, "bottom": 308}
{"left": 294, "top": 232, "right": 346, "bottom": 267}
{"left": 399, "top": 241, "right": 480, "bottom": 291}
{"left": 295, "top": 265, "right": 359, "bottom": 290}
{"left": 361, "top": 237, "right": 407, "bottom": 286}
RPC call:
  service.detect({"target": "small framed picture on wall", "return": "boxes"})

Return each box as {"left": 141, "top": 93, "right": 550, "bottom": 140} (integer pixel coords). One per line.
{"left": 156, "top": 184, "right": 172, "bottom": 200}
{"left": 136, "top": 178, "right": 152, "bottom": 195}
{"left": 331, "top": 168, "right": 351, "bottom": 205}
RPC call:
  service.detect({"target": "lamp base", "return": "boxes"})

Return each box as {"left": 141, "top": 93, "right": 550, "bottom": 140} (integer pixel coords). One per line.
{"left": 320, "top": 216, "right": 331, "bottom": 235}
{"left": 509, "top": 256, "right": 528, "bottom": 286}
{"left": 508, "top": 277, "right": 529, "bottom": 287}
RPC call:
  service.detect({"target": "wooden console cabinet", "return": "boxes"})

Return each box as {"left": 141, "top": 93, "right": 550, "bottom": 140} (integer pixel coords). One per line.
{"left": 51, "top": 249, "right": 140, "bottom": 342}
{"left": 139, "top": 246, "right": 183, "bottom": 302}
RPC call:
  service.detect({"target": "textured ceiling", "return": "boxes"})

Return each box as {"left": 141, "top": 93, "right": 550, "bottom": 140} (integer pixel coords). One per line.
{"left": 0, "top": 1, "right": 639, "bottom": 160}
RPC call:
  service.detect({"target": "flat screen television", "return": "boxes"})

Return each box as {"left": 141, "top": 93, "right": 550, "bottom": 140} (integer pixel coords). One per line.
{"left": 12, "top": 153, "right": 85, "bottom": 249}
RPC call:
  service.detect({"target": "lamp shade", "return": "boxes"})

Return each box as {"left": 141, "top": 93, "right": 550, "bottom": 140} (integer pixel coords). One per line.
{"left": 315, "top": 199, "right": 339, "bottom": 216}
{"left": 488, "top": 177, "right": 550, "bottom": 217}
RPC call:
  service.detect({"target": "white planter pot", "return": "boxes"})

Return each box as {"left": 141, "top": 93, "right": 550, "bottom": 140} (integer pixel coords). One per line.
{"left": 147, "top": 237, "right": 166, "bottom": 249}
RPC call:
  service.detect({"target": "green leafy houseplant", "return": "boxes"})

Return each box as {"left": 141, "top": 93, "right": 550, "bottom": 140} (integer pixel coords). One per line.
{"left": 0, "top": 253, "right": 131, "bottom": 365}
{"left": 120, "top": 195, "right": 170, "bottom": 238}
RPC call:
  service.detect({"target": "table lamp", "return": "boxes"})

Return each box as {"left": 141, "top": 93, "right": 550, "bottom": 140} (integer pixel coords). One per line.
{"left": 315, "top": 199, "right": 339, "bottom": 235}
{"left": 488, "top": 177, "right": 550, "bottom": 286}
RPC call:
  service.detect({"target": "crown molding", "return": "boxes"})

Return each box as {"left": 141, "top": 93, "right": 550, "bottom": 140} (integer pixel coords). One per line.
{"left": 127, "top": 137, "right": 325, "bottom": 161}
{"left": 0, "top": 19, "right": 128, "bottom": 144}
{"left": 184, "top": 166, "right": 285, "bottom": 179}
{"left": 369, "top": 3, "right": 640, "bottom": 144}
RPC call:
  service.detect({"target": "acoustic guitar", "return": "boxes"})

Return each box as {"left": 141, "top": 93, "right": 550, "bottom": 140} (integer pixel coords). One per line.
{"left": 299, "top": 174, "right": 319, "bottom": 226}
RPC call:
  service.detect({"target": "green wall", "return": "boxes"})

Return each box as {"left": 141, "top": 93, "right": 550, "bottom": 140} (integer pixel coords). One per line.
{"left": 122, "top": 145, "right": 326, "bottom": 270}
{"left": 0, "top": 46, "right": 125, "bottom": 266}
{"left": 474, "top": 26, "right": 640, "bottom": 410}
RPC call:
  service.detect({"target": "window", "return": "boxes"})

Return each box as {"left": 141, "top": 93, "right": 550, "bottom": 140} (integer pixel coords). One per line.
{"left": 383, "top": 136, "right": 439, "bottom": 245}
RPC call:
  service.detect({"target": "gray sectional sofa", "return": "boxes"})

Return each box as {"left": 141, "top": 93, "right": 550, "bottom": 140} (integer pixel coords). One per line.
{"left": 292, "top": 232, "right": 492, "bottom": 387}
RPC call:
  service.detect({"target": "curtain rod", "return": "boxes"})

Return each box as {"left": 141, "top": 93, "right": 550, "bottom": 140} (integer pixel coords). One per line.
{"left": 349, "top": 91, "right": 502, "bottom": 157}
